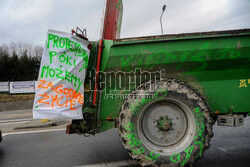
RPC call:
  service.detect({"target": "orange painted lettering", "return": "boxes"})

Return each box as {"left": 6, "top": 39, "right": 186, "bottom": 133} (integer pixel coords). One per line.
{"left": 38, "top": 93, "right": 49, "bottom": 105}
{"left": 56, "top": 96, "right": 64, "bottom": 107}
{"left": 78, "top": 95, "right": 84, "bottom": 105}
{"left": 47, "top": 82, "right": 54, "bottom": 90}
{"left": 51, "top": 95, "right": 58, "bottom": 107}
{"left": 70, "top": 99, "right": 77, "bottom": 110}
{"left": 55, "top": 85, "right": 63, "bottom": 93}
{"left": 38, "top": 80, "right": 47, "bottom": 89}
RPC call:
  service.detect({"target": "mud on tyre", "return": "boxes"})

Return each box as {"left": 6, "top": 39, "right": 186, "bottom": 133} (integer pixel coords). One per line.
{"left": 118, "top": 78, "right": 214, "bottom": 166}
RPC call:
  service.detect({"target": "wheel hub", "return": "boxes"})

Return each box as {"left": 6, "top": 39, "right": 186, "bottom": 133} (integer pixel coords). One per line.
{"left": 141, "top": 101, "right": 189, "bottom": 147}
{"left": 157, "top": 116, "right": 172, "bottom": 132}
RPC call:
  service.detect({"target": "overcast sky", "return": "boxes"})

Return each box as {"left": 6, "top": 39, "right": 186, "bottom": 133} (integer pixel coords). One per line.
{"left": 0, "top": 0, "right": 249, "bottom": 46}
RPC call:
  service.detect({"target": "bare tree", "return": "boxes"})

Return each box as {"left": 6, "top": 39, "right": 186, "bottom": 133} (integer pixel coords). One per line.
{"left": 8, "top": 42, "right": 17, "bottom": 56}
{"left": 0, "top": 44, "right": 9, "bottom": 56}
{"left": 33, "top": 45, "right": 43, "bottom": 59}
{"left": 6, "top": 42, "right": 43, "bottom": 58}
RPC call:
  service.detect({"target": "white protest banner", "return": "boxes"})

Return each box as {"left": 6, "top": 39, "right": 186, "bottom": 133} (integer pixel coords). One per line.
{"left": 33, "top": 29, "right": 90, "bottom": 120}
{"left": 0, "top": 82, "right": 9, "bottom": 92}
{"left": 10, "top": 81, "right": 35, "bottom": 94}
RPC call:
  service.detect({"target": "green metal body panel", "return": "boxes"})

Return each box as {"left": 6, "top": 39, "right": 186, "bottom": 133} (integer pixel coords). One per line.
{"left": 85, "top": 29, "right": 250, "bottom": 132}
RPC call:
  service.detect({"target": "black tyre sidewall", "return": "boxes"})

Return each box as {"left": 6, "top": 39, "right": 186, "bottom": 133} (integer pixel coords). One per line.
{"left": 119, "top": 79, "right": 211, "bottom": 166}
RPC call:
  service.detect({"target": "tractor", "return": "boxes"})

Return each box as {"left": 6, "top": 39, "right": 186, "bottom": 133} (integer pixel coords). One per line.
{"left": 66, "top": 0, "right": 250, "bottom": 166}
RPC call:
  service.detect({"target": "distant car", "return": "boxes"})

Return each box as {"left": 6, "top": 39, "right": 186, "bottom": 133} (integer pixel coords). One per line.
{"left": 0, "top": 130, "right": 2, "bottom": 142}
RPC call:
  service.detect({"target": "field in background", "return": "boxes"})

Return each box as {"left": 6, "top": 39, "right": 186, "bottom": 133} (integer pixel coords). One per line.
{"left": 0, "top": 94, "right": 34, "bottom": 102}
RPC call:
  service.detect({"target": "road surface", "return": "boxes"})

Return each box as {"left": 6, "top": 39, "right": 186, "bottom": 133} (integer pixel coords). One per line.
{"left": 0, "top": 109, "right": 69, "bottom": 133}
{"left": 0, "top": 110, "right": 250, "bottom": 167}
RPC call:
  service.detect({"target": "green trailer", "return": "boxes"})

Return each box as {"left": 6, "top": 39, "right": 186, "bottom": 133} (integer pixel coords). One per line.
{"left": 67, "top": 1, "right": 250, "bottom": 166}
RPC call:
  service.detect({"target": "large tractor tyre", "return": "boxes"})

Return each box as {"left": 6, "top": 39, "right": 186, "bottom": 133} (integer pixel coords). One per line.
{"left": 118, "top": 78, "right": 214, "bottom": 167}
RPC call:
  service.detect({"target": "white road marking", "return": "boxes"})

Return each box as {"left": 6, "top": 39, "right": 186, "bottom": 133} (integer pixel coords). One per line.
{"left": 0, "top": 121, "right": 30, "bottom": 125}
{"left": 2, "top": 128, "right": 66, "bottom": 137}
{"left": 0, "top": 118, "right": 33, "bottom": 123}
{"left": 0, "top": 116, "right": 32, "bottom": 121}
{"left": 74, "top": 160, "right": 138, "bottom": 167}
{"left": 0, "top": 113, "right": 32, "bottom": 118}
{"left": 218, "top": 147, "right": 227, "bottom": 152}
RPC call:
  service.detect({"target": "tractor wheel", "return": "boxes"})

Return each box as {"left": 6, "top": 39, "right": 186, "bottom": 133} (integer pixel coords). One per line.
{"left": 118, "top": 78, "right": 214, "bottom": 166}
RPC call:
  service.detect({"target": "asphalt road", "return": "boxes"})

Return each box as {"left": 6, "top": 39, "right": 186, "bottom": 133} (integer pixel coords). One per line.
{"left": 0, "top": 109, "right": 69, "bottom": 134}
{"left": 0, "top": 109, "right": 32, "bottom": 129}
{"left": 0, "top": 117, "right": 250, "bottom": 167}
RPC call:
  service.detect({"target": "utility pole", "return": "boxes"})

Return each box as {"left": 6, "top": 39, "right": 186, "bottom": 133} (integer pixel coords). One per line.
{"left": 160, "top": 5, "right": 166, "bottom": 35}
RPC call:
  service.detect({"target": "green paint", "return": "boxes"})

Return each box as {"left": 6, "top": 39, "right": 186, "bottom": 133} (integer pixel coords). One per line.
{"left": 125, "top": 132, "right": 137, "bottom": 139}
{"left": 64, "top": 55, "right": 72, "bottom": 65}
{"left": 123, "top": 122, "right": 161, "bottom": 162}
{"left": 47, "top": 34, "right": 54, "bottom": 48}
{"left": 65, "top": 71, "right": 71, "bottom": 82}
{"left": 69, "top": 41, "right": 74, "bottom": 51}
{"left": 155, "top": 89, "right": 168, "bottom": 97}
{"left": 128, "top": 137, "right": 142, "bottom": 147}
{"left": 116, "top": 0, "right": 122, "bottom": 9}
{"left": 40, "top": 65, "right": 83, "bottom": 92}
{"left": 98, "top": 32, "right": 250, "bottom": 128}
{"left": 53, "top": 35, "right": 59, "bottom": 48}
{"left": 48, "top": 50, "right": 89, "bottom": 70}
{"left": 195, "top": 108, "right": 206, "bottom": 158}
{"left": 181, "top": 145, "right": 194, "bottom": 166}
{"left": 80, "top": 30, "right": 250, "bottom": 137}
{"left": 121, "top": 56, "right": 133, "bottom": 70}
{"left": 55, "top": 68, "right": 64, "bottom": 79}
{"left": 194, "top": 107, "right": 200, "bottom": 113}
{"left": 79, "top": 63, "right": 88, "bottom": 72}
{"left": 170, "top": 107, "right": 205, "bottom": 165}
{"left": 49, "top": 51, "right": 57, "bottom": 63}
{"left": 130, "top": 147, "right": 145, "bottom": 154}
{"left": 59, "top": 38, "right": 66, "bottom": 48}
{"left": 145, "top": 152, "right": 160, "bottom": 162}
{"left": 49, "top": 68, "right": 55, "bottom": 77}
{"left": 129, "top": 90, "right": 168, "bottom": 116}
{"left": 47, "top": 33, "right": 89, "bottom": 57}
{"left": 41, "top": 65, "right": 50, "bottom": 78}
{"left": 157, "top": 116, "right": 172, "bottom": 132}
{"left": 170, "top": 153, "right": 180, "bottom": 163}
{"left": 59, "top": 53, "right": 67, "bottom": 64}
{"left": 123, "top": 122, "right": 135, "bottom": 131}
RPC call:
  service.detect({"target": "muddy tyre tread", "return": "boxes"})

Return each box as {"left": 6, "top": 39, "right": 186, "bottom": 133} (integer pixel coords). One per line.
{"left": 118, "top": 78, "right": 214, "bottom": 167}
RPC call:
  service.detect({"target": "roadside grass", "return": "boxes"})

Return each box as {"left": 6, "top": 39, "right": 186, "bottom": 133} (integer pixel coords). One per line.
{"left": 0, "top": 94, "right": 35, "bottom": 102}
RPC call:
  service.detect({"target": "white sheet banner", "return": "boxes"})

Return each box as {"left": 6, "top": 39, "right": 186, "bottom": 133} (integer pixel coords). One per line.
{"left": 0, "top": 82, "right": 9, "bottom": 92}
{"left": 33, "top": 29, "right": 90, "bottom": 120}
{"left": 10, "top": 81, "right": 35, "bottom": 94}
